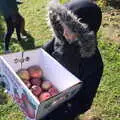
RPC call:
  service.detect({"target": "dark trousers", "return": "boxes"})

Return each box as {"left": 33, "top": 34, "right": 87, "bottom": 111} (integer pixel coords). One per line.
{"left": 4, "top": 16, "right": 21, "bottom": 50}
{"left": 4, "top": 13, "right": 26, "bottom": 51}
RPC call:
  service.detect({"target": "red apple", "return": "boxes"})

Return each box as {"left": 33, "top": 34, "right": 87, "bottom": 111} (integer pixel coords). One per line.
{"left": 30, "top": 78, "right": 41, "bottom": 86}
{"left": 48, "top": 87, "right": 59, "bottom": 96}
{"left": 31, "top": 85, "right": 42, "bottom": 96}
{"left": 28, "top": 65, "right": 43, "bottom": 78}
{"left": 17, "top": 69, "right": 30, "bottom": 81}
{"left": 39, "top": 92, "right": 51, "bottom": 102}
{"left": 41, "top": 80, "right": 52, "bottom": 91}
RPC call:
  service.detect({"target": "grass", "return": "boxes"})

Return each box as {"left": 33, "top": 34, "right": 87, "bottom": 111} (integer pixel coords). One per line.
{"left": 89, "top": 41, "right": 120, "bottom": 120}
{"left": 0, "top": 0, "right": 120, "bottom": 120}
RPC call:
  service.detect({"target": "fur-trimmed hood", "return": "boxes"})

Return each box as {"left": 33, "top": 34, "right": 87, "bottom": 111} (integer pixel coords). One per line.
{"left": 48, "top": 2, "right": 97, "bottom": 58}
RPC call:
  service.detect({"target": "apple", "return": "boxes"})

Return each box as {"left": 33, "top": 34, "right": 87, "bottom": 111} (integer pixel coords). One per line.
{"left": 48, "top": 87, "right": 59, "bottom": 96}
{"left": 17, "top": 69, "right": 30, "bottom": 81}
{"left": 30, "top": 78, "right": 41, "bottom": 86}
{"left": 41, "top": 80, "right": 52, "bottom": 91}
{"left": 39, "top": 92, "right": 51, "bottom": 102}
{"left": 31, "top": 85, "right": 42, "bottom": 96}
{"left": 28, "top": 65, "right": 43, "bottom": 78}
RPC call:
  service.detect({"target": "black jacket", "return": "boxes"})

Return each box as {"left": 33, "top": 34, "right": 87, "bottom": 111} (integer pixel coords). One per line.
{"left": 42, "top": 1, "right": 103, "bottom": 120}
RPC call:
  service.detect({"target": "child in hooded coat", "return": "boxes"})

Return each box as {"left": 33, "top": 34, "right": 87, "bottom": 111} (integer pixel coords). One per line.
{"left": 42, "top": 0, "right": 104, "bottom": 120}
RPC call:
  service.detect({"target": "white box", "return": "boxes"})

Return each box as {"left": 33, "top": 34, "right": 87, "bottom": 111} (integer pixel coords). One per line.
{"left": 0, "top": 48, "right": 82, "bottom": 120}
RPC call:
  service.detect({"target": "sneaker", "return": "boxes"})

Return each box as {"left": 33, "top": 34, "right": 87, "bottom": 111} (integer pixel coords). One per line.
{"left": 21, "top": 34, "right": 28, "bottom": 42}
{"left": 21, "top": 35, "right": 27, "bottom": 39}
{"left": 16, "top": 0, "right": 23, "bottom": 4}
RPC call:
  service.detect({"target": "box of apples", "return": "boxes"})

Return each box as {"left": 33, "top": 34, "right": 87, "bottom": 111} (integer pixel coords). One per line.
{"left": 17, "top": 65, "right": 59, "bottom": 102}
{"left": 0, "top": 48, "right": 82, "bottom": 120}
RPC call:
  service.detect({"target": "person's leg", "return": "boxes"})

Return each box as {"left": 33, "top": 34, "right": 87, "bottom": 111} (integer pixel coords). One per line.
{"left": 19, "top": 13, "right": 27, "bottom": 36}
{"left": 4, "top": 17, "right": 14, "bottom": 51}
{"left": 15, "top": 22, "right": 22, "bottom": 41}
{"left": 13, "top": 13, "right": 22, "bottom": 41}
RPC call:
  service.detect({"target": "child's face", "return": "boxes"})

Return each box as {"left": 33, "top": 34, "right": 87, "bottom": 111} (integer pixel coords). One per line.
{"left": 63, "top": 24, "right": 78, "bottom": 44}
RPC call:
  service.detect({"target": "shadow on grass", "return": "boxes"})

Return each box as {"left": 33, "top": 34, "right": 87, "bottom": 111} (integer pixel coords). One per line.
{"left": 19, "top": 32, "right": 36, "bottom": 51}
{"left": 9, "top": 31, "right": 36, "bottom": 51}
{"left": 0, "top": 15, "right": 36, "bottom": 52}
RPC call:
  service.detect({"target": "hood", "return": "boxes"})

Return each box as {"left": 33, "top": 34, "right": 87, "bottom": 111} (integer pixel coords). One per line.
{"left": 48, "top": 2, "right": 97, "bottom": 58}
{"left": 65, "top": 0, "right": 102, "bottom": 34}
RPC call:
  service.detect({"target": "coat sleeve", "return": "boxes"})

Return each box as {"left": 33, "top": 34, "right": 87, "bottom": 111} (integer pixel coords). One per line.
{"left": 42, "top": 38, "right": 55, "bottom": 55}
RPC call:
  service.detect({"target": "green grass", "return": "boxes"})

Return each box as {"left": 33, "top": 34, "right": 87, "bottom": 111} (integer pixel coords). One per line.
{"left": 0, "top": 0, "right": 120, "bottom": 120}
{"left": 90, "top": 40, "right": 120, "bottom": 120}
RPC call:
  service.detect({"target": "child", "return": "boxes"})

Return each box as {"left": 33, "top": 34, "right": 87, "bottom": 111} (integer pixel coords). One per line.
{"left": 42, "top": 0, "right": 104, "bottom": 120}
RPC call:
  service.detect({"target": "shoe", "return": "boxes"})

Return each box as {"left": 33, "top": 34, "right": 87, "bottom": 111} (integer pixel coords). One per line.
{"left": 21, "top": 35, "right": 27, "bottom": 39}
{"left": 16, "top": 0, "right": 23, "bottom": 4}
{"left": 21, "top": 34, "right": 28, "bottom": 42}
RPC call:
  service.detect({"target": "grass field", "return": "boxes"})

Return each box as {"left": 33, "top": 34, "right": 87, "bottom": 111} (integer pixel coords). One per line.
{"left": 0, "top": 0, "right": 120, "bottom": 120}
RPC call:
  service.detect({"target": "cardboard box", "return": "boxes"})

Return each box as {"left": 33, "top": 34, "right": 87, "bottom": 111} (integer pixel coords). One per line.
{"left": 0, "top": 48, "right": 82, "bottom": 120}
